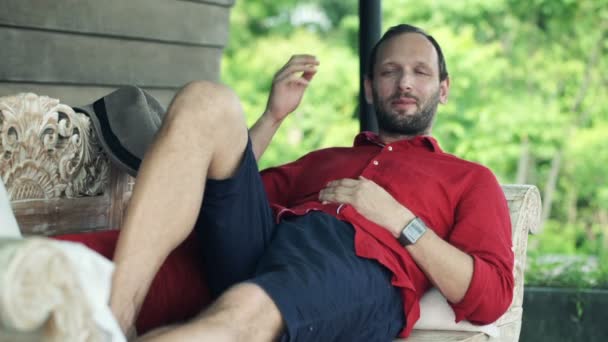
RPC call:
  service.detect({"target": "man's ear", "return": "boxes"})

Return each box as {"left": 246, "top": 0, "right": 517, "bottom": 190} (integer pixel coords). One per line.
{"left": 439, "top": 77, "right": 450, "bottom": 104}
{"left": 364, "top": 77, "right": 373, "bottom": 104}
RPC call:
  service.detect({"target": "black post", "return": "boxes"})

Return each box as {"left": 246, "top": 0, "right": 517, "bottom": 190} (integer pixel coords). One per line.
{"left": 358, "top": 0, "right": 381, "bottom": 133}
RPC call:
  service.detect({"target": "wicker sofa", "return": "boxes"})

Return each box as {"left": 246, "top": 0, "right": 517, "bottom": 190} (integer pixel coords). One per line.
{"left": 0, "top": 92, "right": 541, "bottom": 341}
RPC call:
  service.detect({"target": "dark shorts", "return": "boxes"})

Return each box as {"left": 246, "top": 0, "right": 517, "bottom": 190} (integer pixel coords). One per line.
{"left": 194, "top": 138, "right": 404, "bottom": 341}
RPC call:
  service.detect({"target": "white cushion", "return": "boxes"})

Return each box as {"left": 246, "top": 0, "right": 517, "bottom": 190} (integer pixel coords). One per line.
{"left": 0, "top": 238, "right": 125, "bottom": 341}
{"left": 413, "top": 288, "right": 499, "bottom": 337}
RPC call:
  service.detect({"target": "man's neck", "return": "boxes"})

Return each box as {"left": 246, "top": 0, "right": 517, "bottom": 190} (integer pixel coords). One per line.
{"left": 378, "top": 130, "right": 429, "bottom": 144}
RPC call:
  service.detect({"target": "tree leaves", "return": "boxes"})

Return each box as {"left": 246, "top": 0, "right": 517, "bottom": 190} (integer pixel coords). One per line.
{"left": 223, "top": 0, "right": 608, "bottom": 258}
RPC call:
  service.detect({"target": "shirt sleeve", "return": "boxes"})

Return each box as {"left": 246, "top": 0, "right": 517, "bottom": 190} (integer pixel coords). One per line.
{"left": 447, "top": 168, "right": 514, "bottom": 324}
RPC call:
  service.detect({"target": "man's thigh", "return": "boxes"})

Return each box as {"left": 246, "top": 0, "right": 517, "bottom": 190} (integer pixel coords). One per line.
{"left": 194, "top": 137, "right": 275, "bottom": 297}
{"left": 249, "top": 212, "right": 405, "bottom": 342}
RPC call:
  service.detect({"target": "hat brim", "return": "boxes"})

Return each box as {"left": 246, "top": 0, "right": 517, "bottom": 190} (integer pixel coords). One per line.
{"left": 75, "top": 99, "right": 140, "bottom": 177}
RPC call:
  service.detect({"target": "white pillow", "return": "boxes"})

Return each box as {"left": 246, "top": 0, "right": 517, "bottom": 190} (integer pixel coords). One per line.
{"left": 0, "top": 180, "right": 22, "bottom": 238}
{"left": 413, "top": 288, "right": 499, "bottom": 338}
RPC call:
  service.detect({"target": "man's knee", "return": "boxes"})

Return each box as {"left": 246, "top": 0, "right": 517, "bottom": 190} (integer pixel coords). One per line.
{"left": 212, "top": 283, "right": 284, "bottom": 340}
{"left": 163, "top": 80, "right": 245, "bottom": 137}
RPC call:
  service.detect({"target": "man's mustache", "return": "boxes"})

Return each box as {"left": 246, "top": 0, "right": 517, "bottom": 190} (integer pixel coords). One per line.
{"left": 390, "top": 93, "right": 419, "bottom": 103}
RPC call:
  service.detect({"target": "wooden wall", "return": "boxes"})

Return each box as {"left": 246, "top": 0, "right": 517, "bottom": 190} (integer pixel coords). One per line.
{"left": 0, "top": 0, "right": 235, "bottom": 108}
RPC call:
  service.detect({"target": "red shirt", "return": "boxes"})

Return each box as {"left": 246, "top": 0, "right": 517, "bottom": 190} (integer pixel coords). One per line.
{"left": 260, "top": 132, "right": 514, "bottom": 338}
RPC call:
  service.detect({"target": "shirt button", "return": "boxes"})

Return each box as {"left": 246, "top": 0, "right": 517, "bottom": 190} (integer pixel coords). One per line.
{"left": 373, "top": 160, "right": 379, "bottom": 166}
{"left": 387, "top": 146, "right": 393, "bottom": 151}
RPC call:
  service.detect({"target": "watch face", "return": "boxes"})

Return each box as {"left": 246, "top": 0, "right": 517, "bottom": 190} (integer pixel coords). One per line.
{"left": 400, "top": 218, "right": 427, "bottom": 245}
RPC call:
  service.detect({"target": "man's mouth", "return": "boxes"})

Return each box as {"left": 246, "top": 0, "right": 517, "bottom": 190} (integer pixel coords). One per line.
{"left": 391, "top": 96, "right": 418, "bottom": 109}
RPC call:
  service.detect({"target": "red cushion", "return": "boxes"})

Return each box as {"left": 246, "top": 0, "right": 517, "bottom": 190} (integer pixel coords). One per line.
{"left": 53, "top": 230, "right": 211, "bottom": 334}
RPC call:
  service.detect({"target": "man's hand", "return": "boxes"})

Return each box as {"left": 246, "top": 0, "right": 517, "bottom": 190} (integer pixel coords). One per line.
{"left": 250, "top": 54, "right": 319, "bottom": 160}
{"left": 264, "top": 54, "right": 319, "bottom": 122}
{"left": 319, "top": 177, "right": 415, "bottom": 237}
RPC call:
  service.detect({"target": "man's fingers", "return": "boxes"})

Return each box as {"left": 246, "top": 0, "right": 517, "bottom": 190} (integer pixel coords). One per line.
{"left": 326, "top": 178, "right": 360, "bottom": 188}
{"left": 319, "top": 192, "right": 352, "bottom": 204}
{"left": 274, "top": 54, "right": 319, "bottom": 80}
{"left": 292, "top": 78, "right": 310, "bottom": 87}
{"left": 302, "top": 70, "right": 317, "bottom": 81}
{"left": 275, "top": 63, "right": 318, "bottom": 83}
{"left": 288, "top": 54, "right": 319, "bottom": 65}
{"left": 319, "top": 185, "right": 356, "bottom": 203}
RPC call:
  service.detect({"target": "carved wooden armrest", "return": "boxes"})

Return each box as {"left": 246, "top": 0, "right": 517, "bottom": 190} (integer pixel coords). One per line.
{"left": 0, "top": 93, "right": 131, "bottom": 235}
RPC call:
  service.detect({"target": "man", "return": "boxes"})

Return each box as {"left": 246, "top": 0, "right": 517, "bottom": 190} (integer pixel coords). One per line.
{"left": 110, "top": 24, "right": 514, "bottom": 341}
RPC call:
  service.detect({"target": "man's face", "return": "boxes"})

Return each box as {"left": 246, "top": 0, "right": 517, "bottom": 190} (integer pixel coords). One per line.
{"left": 365, "top": 33, "right": 449, "bottom": 136}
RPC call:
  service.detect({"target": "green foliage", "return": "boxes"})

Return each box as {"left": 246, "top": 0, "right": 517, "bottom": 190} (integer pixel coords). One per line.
{"left": 526, "top": 220, "right": 608, "bottom": 288}
{"left": 526, "top": 255, "right": 608, "bottom": 289}
{"left": 223, "top": 0, "right": 608, "bottom": 286}
{"left": 222, "top": 30, "right": 359, "bottom": 169}
{"left": 529, "top": 221, "right": 605, "bottom": 255}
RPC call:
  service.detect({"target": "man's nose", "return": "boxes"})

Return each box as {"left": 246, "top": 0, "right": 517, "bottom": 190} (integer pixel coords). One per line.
{"left": 398, "top": 73, "right": 413, "bottom": 91}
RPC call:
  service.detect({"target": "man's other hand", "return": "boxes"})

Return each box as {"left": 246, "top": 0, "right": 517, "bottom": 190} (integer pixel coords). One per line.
{"left": 264, "top": 54, "right": 319, "bottom": 123}
{"left": 319, "top": 176, "right": 415, "bottom": 237}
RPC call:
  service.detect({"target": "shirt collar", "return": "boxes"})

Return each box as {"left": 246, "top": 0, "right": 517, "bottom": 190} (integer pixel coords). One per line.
{"left": 354, "top": 131, "right": 442, "bottom": 153}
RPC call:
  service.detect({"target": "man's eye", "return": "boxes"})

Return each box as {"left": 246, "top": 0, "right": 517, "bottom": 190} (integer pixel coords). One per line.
{"left": 416, "top": 70, "right": 430, "bottom": 75}
{"left": 381, "top": 70, "right": 396, "bottom": 76}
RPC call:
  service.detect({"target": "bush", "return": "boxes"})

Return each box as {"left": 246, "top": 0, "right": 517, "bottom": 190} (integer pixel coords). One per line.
{"left": 525, "top": 220, "right": 608, "bottom": 288}
{"left": 526, "top": 254, "right": 608, "bottom": 289}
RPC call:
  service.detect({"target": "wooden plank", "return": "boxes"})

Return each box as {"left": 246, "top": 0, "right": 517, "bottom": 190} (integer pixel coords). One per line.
{"left": 0, "top": 0, "right": 231, "bottom": 46}
{"left": 0, "top": 83, "right": 178, "bottom": 109}
{"left": 13, "top": 196, "right": 111, "bottom": 236}
{"left": 0, "top": 27, "right": 222, "bottom": 88}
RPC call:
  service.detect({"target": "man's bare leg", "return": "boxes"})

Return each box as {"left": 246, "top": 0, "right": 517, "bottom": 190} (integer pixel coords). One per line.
{"left": 137, "top": 283, "right": 284, "bottom": 342}
{"left": 109, "top": 81, "right": 251, "bottom": 332}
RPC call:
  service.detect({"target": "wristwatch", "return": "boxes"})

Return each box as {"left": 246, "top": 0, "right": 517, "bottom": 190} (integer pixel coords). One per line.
{"left": 398, "top": 217, "right": 428, "bottom": 246}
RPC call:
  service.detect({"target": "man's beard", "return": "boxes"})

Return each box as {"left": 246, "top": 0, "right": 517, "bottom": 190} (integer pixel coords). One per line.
{"left": 372, "top": 87, "right": 440, "bottom": 136}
